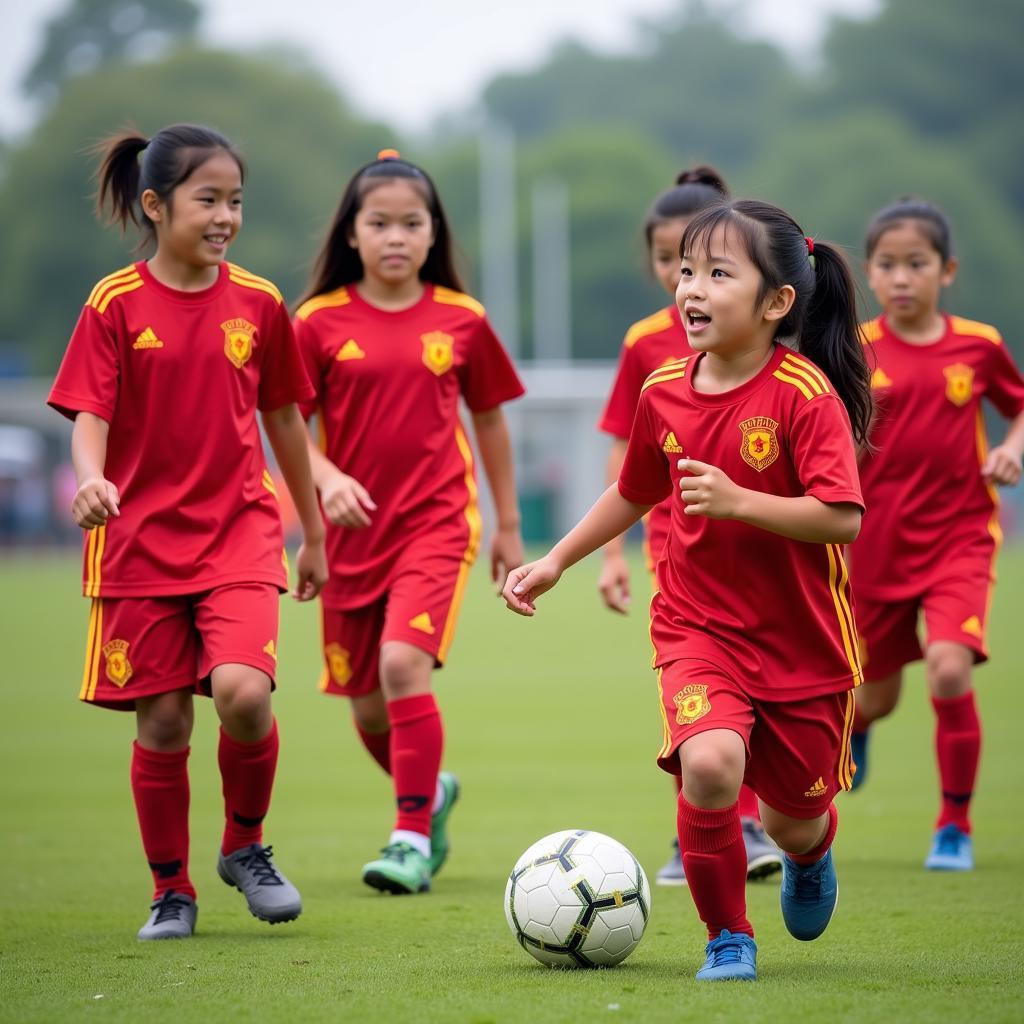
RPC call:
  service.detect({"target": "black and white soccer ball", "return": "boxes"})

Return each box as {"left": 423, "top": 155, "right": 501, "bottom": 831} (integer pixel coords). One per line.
{"left": 504, "top": 829, "right": 651, "bottom": 968}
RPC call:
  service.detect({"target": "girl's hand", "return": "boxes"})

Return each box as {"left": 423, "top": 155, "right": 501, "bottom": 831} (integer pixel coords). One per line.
{"left": 502, "top": 555, "right": 562, "bottom": 616}
{"left": 293, "top": 537, "right": 329, "bottom": 601}
{"left": 981, "top": 444, "right": 1022, "bottom": 487}
{"left": 677, "top": 459, "right": 743, "bottom": 519}
{"left": 491, "top": 525, "right": 524, "bottom": 590}
{"left": 597, "top": 551, "right": 631, "bottom": 614}
{"left": 321, "top": 471, "right": 376, "bottom": 528}
{"left": 72, "top": 476, "right": 120, "bottom": 530}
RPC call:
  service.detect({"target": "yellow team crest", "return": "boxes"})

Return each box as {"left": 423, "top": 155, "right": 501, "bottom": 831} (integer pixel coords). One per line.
{"left": 943, "top": 363, "right": 974, "bottom": 407}
{"left": 421, "top": 331, "right": 454, "bottom": 376}
{"left": 222, "top": 317, "right": 257, "bottom": 368}
{"left": 739, "top": 416, "right": 780, "bottom": 471}
{"left": 325, "top": 643, "right": 352, "bottom": 687}
{"left": 674, "top": 683, "right": 711, "bottom": 726}
{"left": 102, "top": 639, "right": 133, "bottom": 687}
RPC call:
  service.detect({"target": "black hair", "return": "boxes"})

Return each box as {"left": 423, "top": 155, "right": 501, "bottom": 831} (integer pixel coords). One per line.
{"left": 681, "top": 198, "right": 872, "bottom": 445}
{"left": 93, "top": 123, "right": 244, "bottom": 246}
{"left": 644, "top": 165, "right": 729, "bottom": 248}
{"left": 299, "top": 150, "right": 464, "bottom": 305}
{"left": 864, "top": 196, "right": 954, "bottom": 261}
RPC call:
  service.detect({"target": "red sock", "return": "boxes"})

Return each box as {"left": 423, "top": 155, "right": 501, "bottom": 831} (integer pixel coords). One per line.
{"left": 737, "top": 784, "right": 760, "bottom": 822}
{"left": 788, "top": 803, "right": 839, "bottom": 866}
{"left": 218, "top": 719, "right": 279, "bottom": 856}
{"left": 932, "top": 692, "right": 981, "bottom": 833}
{"left": 677, "top": 795, "right": 751, "bottom": 939}
{"left": 130, "top": 742, "right": 194, "bottom": 900}
{"left": 388, "top": 694, "right": 443, "bottom": 837}
{"left": 356, "top": 723, "right": 392, "bottom": 774}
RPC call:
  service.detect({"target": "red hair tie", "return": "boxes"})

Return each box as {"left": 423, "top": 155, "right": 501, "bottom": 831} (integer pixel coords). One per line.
{"left": 377, "top": 148, "right": 401, "bottom": 161}
{"left": 805, "top": 236, "right": 815, "bottom": 254}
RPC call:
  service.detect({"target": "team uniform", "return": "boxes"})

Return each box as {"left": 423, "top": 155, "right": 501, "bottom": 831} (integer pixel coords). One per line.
{"left": 601, "top": 304, "right": 693, "bottom": 569}
{"left": 849, "top": 314, "right": 1024, "bottom": 676}
{"left": 617, "top": 344, "right": 864, "bottom": 818}
{"left": 294, "top": 283, "right": 524, "bottom": 695}
{"left": 48, "top": 260, "right": 313, "bottom": 708}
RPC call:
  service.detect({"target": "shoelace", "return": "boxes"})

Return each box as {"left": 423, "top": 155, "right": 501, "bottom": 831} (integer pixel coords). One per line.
{"left": 235, "top": 845, "right": 284, "bottom": 887}
{"left": 935, "top": 828, "right": 962, "bottom": 856}
{"left": 787, "top": 858, "right": 828, "bottom": 903}
{"left": 151, "top": 891, "right": 191, "bottom": 923}
{"left": 706, "top": 934, "right": 748, "bottom": 967}
{"left": 379, "top": 842, "right": 414, "bottom": 862}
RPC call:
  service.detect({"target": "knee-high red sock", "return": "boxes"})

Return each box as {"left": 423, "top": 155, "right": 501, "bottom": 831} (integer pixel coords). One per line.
{"left": 388, "top": 694, "right": 443, "bottom": 838}
{"left": 932, "top": 692, "right": 981, "bottom": 833}
{"left": 788, "top": 803, "right": 839, "bottom": 866}
{"left": 131, "top": 742, "right": 194, "bottom": 900}
{"left": 218, "top": 719, "right": 279, "bottom": 856}
{"left": 356, "top": 723, "right": 391, "bottom": 774}
{"left": 677, "top": 795, "right": 751, "bottom": 939}
{"left": 737, "top": 784, "right": 760, "bottom": 822}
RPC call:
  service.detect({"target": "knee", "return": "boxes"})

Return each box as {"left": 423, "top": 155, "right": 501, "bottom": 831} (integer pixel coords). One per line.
{"left": 763, "top": 815, "right": 820, "bottom": 854}
{"left": 215, "top": 671, "right": 272, "bottom": 730}
{"left": 352, "top": 701, "right": 389, "bottom": 735}
{"left": 680, "top": 746, "right": 744, "bottom": 804}
{"left": 379, "top": 644, "right": 430, "bottom": 700}
{"left": 927, "top": 652, "right": 971, "bottom": 699}
{"left": 137, "top": 698, "right": 192, "bottom": 750}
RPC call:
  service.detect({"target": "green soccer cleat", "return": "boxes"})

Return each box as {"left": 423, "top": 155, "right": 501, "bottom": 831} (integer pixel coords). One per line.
{"left": 362, "top": 842, "right": 431, "bottom": 895}
{"left": 429, "top": 772, "right": 460, "bottom": 877}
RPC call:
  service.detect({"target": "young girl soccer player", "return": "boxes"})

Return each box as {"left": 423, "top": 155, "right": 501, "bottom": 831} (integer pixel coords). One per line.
{"left": 47, "top": 124, "right": 328, "bottom": 940}
{"left": 294, "top": 150, "right": 524, "bottom": 895}
{"left": 848, "top": 198, "right": 1024, "bottom": 870}
{"left": 598, "top": 167, "right": 782, "bottom": 887}
{"left": 505, "top": 199, "right": 871, "bottom": 981}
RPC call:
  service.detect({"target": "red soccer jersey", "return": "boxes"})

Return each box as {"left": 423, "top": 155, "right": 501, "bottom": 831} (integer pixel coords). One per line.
{"left": 48, "top": 260, "right": 313, "bottom": 598}
{"left": 618, "top": 344, "right": 864, "bottom": 701}
{"left": 849, "top": 314, "right": 1024, "bottom": 599}
{"left": 600, "top": 304, "right": 694, "bottom": 565}
{"left": 295, "top": 283, "right": 525, "bottom": 610}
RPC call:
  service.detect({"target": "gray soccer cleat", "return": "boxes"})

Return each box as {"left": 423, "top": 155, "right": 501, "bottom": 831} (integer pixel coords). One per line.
{"left": 217, "top": 844, "right": 302, "bottom": 924}
{"left": 742, "top": 817, "right": 783, "bottom": 881}
{"left": 655, "top": 837, "right": 688, "bottom": 887}
{"left": 137, "top": 890, "right": 197, "bottom": 940}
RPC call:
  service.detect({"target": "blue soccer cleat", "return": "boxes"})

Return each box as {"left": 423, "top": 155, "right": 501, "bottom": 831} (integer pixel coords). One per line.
{"left": 849, "top": 730, "right": 869, "bottom": 791}
{"left": 695, "top": 929, "right": 757, "bottom": 981}
{"left": 780, "top": 849, "right": 839, "bottom": 941}
{"left": 924, "top": 825, "right": 974, "bottom": 871}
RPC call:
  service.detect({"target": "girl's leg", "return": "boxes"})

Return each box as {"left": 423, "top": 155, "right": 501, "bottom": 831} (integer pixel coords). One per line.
{"left": 850, "top": 671, "right": 902, "bottom": 790}
{"left": 350, "top": 689, "right": 391, "bottom": 772}
{"left": 133, "top": 689, "right": 195, "bottom": 900}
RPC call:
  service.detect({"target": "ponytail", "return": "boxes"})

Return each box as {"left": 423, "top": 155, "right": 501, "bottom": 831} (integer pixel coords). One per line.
{"left": 94, "top": 130, "right": 149, "bottom": 231}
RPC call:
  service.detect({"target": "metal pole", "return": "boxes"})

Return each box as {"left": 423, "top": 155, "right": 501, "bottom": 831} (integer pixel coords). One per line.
{"left": 531, "top": 177, "right": 571, "bottom": 362}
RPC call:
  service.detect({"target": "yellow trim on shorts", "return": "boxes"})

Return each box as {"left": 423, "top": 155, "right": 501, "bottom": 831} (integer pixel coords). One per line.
{"left": 838, "top": 690, "right": 856, "bottom": 790}
{"left": 437, "top": 559, "right": 473, "bottom": 663}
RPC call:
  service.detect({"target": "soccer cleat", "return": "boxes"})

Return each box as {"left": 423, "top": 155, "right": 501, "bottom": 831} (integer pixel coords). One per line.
{"left": 924, "top": 824, "right": 974, "bottom": 871}
{"left": 217, "top": 844, "right": 302, "bottom": 923}
{"left": 429, "top": 772, "right": 460, "bottom": 877}
{"left": 655, "top": 837, "right": 687, "bottom": 887}
{"left": 780, "top": 849, "right": 839, "bottom": 941}
{"left": 137, "top": 890, "right": 197, "bottom": 940}
{"left": 849, "top": 730, "right": 869, "bottom": 791}
{"left": 742, "top": 818, "right": 783, "bottom": 881}
{"left": 695, "top": 929, "right": 757, "bottom": 981}
{"left": 362, "top": 841, "right": 431, "bottom": 895}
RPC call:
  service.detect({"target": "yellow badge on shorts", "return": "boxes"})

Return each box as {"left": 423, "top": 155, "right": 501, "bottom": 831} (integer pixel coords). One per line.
{"left": 739, "top": 416, "right": 780, "bottom": 471}
{"left": 222, "top": 318, "right": 257, "bottom": 368}
{"left": 421, "top": 331, "right": 454, "bottom": 376}
{"left": 325, "top": 643, "right": 352, "bottom": 687}
{"left": 674, "top": 683, "right": 711, "bottom": 726}
{"left": 102, "top": 639, "right": 133, "bottom": 688}
{"left": 943, "top": 363, "right": 974, "bottom": 407}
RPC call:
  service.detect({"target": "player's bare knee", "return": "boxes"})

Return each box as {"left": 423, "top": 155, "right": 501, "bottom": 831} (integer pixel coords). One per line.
{"left": 926, "top": 656, "right": 972, "bottom": 699}
{"left": 351, "top": 701, "right": 389, "bottom": 734}
{"left": 136, "top": 693, "right": 192, "bottom": 750}
{"left": 213, "top": 670, "right": 272, "bottom": 731}
{"left": 378, "top": 643, "right": 431, "bottom": 699}
{"left": 762, "top": 814, "right": 821, "bottom": 854}
{"left": 679, "top": 748, "right": 744, "bottom": 805}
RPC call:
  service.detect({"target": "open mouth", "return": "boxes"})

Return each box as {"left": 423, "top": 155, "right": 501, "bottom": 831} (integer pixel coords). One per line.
{"left": 686, "top": 310, "right": 711, "bottom": 330}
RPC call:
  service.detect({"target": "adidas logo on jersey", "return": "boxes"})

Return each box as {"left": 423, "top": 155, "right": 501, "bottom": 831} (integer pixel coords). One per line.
{"left": 804, "top": 776, "right": 828, "bottom": 798}
{"left": 336, "top": 338, "right": 366, "bottom": 361}
{"left": 409, "top": 612, "right": 436, "bottom": 635}
{"left": 133, "top": 327, "right": 163, "bottom": 349}
{"left": 662, "top": 431, "right": 684, "bottom": 454}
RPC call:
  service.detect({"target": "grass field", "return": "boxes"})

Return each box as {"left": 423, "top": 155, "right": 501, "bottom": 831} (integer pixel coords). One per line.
{"left": 2, "top": 548, "right": 1023, "bottom": 1023}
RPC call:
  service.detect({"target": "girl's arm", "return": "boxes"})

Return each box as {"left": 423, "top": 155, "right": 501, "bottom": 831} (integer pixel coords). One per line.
{"left": 471, "top": 407, "right": 524, "bottom": 585}
{"left": 70, "top": 412, "right": 120, "bottom": 529}
{"left": 304, "top": 430, "right": 377, "bottom": 529}
{"left": 597, "top": 438, "right": 632, "bottom": 614}
{"left": 982, "top": 410, "right": 1024, "bottom": 486}
{"left": 503, "top": 485, "right": 651, "bottom": 616}
{"left": 677, "top": 458, "right": 861, "bottom": 543}
{"left": 261, "top": 404, "right": 329, "bottom": 601}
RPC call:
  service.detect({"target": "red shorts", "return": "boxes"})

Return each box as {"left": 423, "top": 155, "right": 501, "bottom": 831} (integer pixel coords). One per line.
{"left": 856, "top": 571, "right": 993, "bottom": 681}
{"left": 319, "top": 553, "right": 472, "bottom": 698}
{"left": 656, "top": 658, "right": 856, "bottom": 818}
{"left": 79, "top": 584, "right": 280, "bottom": 711}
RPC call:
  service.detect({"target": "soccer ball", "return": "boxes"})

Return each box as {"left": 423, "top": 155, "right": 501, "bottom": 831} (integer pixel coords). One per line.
{"left": 504, "top": 829, "right": 651, "bottom": 968}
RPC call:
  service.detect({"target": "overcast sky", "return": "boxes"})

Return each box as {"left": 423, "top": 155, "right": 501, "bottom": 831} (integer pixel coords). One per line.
{"left": 0, "top": 0, "right": 878, "bottom": 138}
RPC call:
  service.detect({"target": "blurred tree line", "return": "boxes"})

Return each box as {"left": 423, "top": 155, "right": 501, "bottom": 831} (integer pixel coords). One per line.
{"left": 1, "top": 0, "right": 1021, "bottom": 371}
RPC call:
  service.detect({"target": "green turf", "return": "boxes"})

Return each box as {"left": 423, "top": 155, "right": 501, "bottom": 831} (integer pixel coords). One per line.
{"left": 2, "top": 549, "right": 1023, "bottom": 1022}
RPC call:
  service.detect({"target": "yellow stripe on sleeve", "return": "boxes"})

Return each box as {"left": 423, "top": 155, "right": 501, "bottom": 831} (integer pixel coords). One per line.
{"left": 295, "top": 288, "right": 351, "bottom": 321}
{"left": 772, "top": 369, "right": 815, "bottom": 401}
{"left": 92, "top": 278, "right": 144, "bottom": 315}
{"left": 779, "top": 358, "right": 826, "bottom": 396}
{"left": 783, "top": 354, "right": 831, "bottom": 393}
{"left": 87, "top": 266, "right": 138, "bottom": 308}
